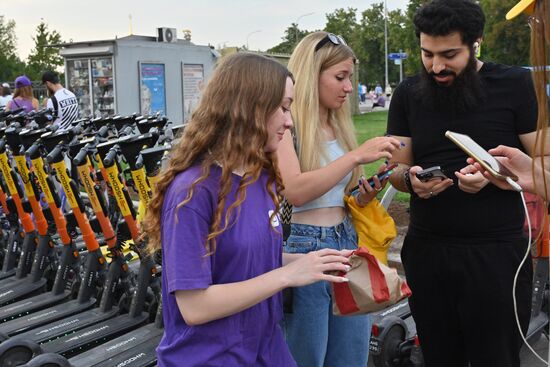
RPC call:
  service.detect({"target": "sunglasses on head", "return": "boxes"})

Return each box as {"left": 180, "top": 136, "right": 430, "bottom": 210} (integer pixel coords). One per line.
{"left": 314, "top": 33, "right": 347, "bottom": 52}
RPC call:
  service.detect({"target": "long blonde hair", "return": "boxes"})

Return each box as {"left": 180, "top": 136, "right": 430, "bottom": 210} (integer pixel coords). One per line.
{"left": 530, "top": 1, "right": 549, "bottom": 200}
{"left": 143, "top": 53, "right": 292, "bottom": 255}
{"left": 13, "top": 85, "right": 33, "bottom": 100}
{"left": 288, "top": 31, "right": 361, "bottom": 193}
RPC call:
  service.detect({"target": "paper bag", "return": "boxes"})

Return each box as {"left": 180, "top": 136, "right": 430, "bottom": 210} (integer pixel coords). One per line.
{"left": 332, "top": 247, "right": 411, "bottom": 316}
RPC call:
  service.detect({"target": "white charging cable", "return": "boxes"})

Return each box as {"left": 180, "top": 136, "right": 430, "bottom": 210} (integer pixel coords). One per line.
{"left": 506, "top": 177, "right": 524, "bottom": 193}
{"left": 512, "top": 185, "right": 549, "bottom": 365}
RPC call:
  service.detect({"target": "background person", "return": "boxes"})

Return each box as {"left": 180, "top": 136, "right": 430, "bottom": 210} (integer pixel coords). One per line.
{"left": 372, "top": 93, "right": 386, "bottom": 109}
{"left": 277, "top": 31, "right": 401, "bottom": 367}
{"left": 386, "top": 0, "right": 538, "bottom": 366}
{"left": 42, "top": 70, "right": 79, "bottom": 131}
{"left": 142, "top": 53, "right": 353, "bottom": 367}
{"left": 0, "top": 83, "right": 12, "bottom": 108}
{"left": 375, "top": 82, "right": 383, "bottom": 96}
{"left": 359, "top": 82, "right": 367, "bottom": 103}
{"left": 5, "top": 75, "right": 38, "bottom": 113}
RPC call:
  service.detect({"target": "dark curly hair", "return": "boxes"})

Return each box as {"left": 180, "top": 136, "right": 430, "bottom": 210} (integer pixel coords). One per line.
{"left": 414, "top": 0, "right": 485, "bottom": 45}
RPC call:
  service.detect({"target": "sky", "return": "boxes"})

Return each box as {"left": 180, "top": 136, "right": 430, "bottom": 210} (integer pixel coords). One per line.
{"left": 2, "top": 0, "right": 406, "bottom": 60}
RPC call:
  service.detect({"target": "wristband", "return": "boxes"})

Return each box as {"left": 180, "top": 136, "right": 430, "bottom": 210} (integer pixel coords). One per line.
{"left": 403, "top": 169, "right": 416, "bottom": 196}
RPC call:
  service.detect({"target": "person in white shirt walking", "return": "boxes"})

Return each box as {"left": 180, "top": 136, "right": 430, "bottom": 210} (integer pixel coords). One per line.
{"left": 0, "top": 83, "right": 13, "bottom": 108}
{"left": 42, "top": 71, "right": 79, "bottom": 131}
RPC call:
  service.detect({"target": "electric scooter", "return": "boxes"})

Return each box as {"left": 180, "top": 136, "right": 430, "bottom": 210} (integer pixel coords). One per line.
{"left": 0, "top": 134, "right": 157, "bottom": 365}
{"left": 25, "top": 302, "right": 163, "bottom": 367}
{"left": 19, "top": 125, "right": 171, "bottom": 367}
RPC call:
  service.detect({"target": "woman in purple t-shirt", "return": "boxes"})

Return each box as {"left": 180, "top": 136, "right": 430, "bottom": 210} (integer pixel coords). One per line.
{"left": 142, "top": 53, "right": 354, "bottom": 367}
{"left": 5, "top": 75, "right": 38, "bottom": 113}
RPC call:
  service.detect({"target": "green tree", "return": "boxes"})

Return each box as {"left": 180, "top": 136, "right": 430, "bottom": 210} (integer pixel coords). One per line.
{"left": 387, "top": 9, "right": 409, "bottom": 84}
{"left": 358, "top": 3, "right": 385, "bottom": 88}
{"left": 0, "top": 16, "right": 18, "bottom": 58}
{"left": 479, "top": 0, "right": 530, "bottom": 66}
{"left": 0, "top": 16, "right": 25, "bottom": 82}
{"left": 324, "top": 7, "right": 367, "bottom": 87}
{"left": 398, "top": 0, "right": 424, "bottom": 76}
{"left": 324, "top": 4, "right": 415, "bottom": 88}
{"left": 26, "top": 20, "right": 64, "bottom": 80}
{"left": 267, "top": 24, "right": 311, "bottom": 54}
{"left": 324, "top": 7, "right": 358, "bottom": 48}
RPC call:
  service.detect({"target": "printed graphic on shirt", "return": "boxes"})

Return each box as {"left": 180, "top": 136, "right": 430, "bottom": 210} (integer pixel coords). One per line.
{"left": 268, "top": 209, "right": 280, "bottom": 228}
{"left": 47, "top": 89, "right": 80, "bottom": 131}
{"left": 58, "top": 97, "right": 79, "bottom": 129}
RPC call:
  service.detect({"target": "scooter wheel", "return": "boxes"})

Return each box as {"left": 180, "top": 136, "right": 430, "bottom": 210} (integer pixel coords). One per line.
{"left": 372, "top": 324, "right": 407, "bottom": 367}
{"left": 0, "top": 346, "right": 37, "bottom": 367}
{"left": 22, "top": 352, "right": 70, "bottom": 367}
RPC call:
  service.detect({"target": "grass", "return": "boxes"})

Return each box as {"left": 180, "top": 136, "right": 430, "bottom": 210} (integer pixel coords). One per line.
{"left": 353, "top": 111, "right": 410, "bottom": 203}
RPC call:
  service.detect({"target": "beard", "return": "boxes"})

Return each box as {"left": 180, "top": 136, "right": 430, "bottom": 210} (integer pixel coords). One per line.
{"left": 416, "top": 53, "right": 485, "bottom": 115}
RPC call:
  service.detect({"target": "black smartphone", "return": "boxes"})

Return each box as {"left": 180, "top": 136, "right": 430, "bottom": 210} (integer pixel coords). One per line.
{"left": 416, "top": 166, "right": 448, "bottom": 182}
{"left": 365, "top": 166, "right": 396, "bottom": 188}
{"left": 350, "top": 164, "right": 398, "bottom": 192}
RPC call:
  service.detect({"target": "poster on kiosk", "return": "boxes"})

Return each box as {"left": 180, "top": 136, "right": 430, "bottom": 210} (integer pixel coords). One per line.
{"left": 139, "top": 62, "right": 167, "bottom": 116}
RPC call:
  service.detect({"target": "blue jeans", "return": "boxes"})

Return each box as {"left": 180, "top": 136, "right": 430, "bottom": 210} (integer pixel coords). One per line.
{"left": 283, "top": 216, "right": 371, "bottom": 367}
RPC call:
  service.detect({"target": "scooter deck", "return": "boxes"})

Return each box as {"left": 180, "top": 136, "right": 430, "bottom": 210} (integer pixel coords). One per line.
{"left": 0, "top": 290, "right": 71, "bottom": 323}
{"left": 94, "top": 333, "right": 162, "bottom": 367}
{"left": 0, "top": 278, "right": 47, "bottom": 306}
{"left": 69, "top": 323, "right": 163, "bottom": 367}
{"left": 0, "top": 268, "right": 16, "bottom": 280}
{"left": 526, "top": 311, "right": 549, "bottom": 341}
{"left": 371, "top": 298, "right": 412, "bottom": 321}
{"left": 0, "top": 296, "right": 93, "bottom": 336}
{"left": 11, "top": 303, "right": 117, "bottom": 343}
{"left": 0, "top": 271, "right": 31, "bottom": 290}
{"left": 42, "top": 312, "right": 149, "bottom": 357}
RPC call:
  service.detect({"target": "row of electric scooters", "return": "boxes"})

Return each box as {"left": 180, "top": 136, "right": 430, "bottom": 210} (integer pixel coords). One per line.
{"left": 0, "top": 107, "right": 181, "bottom": 367}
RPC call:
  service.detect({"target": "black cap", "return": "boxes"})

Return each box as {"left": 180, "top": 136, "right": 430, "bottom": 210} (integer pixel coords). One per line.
{"left": 41, "top": 71, "right": 60, "bottom": 84}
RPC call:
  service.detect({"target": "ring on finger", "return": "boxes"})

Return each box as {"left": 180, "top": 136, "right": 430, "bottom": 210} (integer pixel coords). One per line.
{"left": 429, "top": 191, "right": 434, "bottom": 197}
{"left": 375, "top": 187, "right": 383, "bottom": 192}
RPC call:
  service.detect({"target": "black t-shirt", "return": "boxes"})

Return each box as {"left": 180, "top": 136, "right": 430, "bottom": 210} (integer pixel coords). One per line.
{"left": 387, "top": 62, "right": 537, "bottom": 239}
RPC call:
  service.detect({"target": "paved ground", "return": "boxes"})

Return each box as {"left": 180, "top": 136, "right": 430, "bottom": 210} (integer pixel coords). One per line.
{"left": 357, "top": 98, "right": 390, "bottom": 114}
{"left": 521, "top": 338, "right": 549, "bottom": 366}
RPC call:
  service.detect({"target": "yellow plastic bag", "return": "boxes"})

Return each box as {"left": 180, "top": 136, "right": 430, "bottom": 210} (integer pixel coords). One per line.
{"left": 344, "top": 195, "right": 397, "bottom": 265}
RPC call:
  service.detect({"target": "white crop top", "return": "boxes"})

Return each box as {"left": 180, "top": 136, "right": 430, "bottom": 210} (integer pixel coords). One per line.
{"left": 293, "top": 139, "right": 352, "bottom": 213}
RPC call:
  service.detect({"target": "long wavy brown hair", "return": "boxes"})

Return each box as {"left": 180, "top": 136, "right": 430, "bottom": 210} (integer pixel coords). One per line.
{"left": 530, "top": 0, "right": 549, "bottom": 201}
{"left": 143, "top": 53, "right": 293, "bottom": 255}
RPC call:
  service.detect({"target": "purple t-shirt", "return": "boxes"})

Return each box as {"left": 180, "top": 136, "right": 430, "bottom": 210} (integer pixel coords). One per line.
{"left": 8, "top": 97, "right": 34, "bottom": 113}
{"left": 157, "top": 164, "right": 296, "bottom": 367}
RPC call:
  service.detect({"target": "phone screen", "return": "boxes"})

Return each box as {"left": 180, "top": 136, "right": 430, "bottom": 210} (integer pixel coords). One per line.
{"left": 350, "top": 164, "right": 397, "bottom": 192}
{"left": 366, "top": 170, "right": 392, "bottom": 187}
{"left": 365, "top": 164, "right": 397, "bottom": 188}
{"left": 445, "top": 131, "right": 518, "bottom": 181}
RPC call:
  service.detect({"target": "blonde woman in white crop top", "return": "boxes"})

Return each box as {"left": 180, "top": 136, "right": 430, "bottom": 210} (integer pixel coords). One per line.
{"left": 276, "top": 31, "right": 401, "bottom": 367}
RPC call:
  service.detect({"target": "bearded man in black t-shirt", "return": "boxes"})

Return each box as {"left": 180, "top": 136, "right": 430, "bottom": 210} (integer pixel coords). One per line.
{"left": 387, "top": 1, "right": 538, "bottom": 366}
